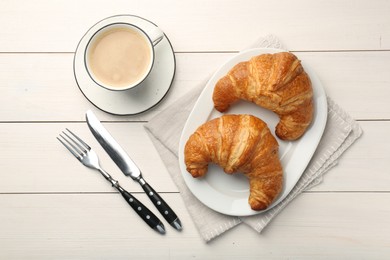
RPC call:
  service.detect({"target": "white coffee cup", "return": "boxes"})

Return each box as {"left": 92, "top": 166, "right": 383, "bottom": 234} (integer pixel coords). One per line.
{"left": 84, "top": 23, "right": 164, "bottom": 91}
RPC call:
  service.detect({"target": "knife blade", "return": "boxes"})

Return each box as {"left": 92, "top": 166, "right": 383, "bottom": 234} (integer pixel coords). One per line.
{"left": 86, "top": 110, "right": 182, "bottom": 231}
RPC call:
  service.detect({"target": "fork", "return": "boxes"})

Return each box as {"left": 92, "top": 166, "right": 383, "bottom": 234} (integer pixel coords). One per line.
{"left": 57, "top": 128, "right": 165, "bottom": 234}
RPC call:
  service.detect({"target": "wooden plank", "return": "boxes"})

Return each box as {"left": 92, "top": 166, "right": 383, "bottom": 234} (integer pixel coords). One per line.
{"left": 297, "top": 51, "right": 390, "bottom": 120}
{"left": 311, "top": 121, "right": 390, "bottom": 192}
{"left": 0, "top": 192, "right": 389, "bottom": 259}
{"left": 0, "top": 53, "right": 230, "bottom": 122}
{"left": 0, "top": 123, "right": 176, "bottom": 193}
{"left": 0, "top": 0, "right": 388, "bottom": 52}
{"left": 0, "top": 51, "right": 389, "bottom": 122}
{"left": 0, "top": 121, "right": 387, "bottom": 193}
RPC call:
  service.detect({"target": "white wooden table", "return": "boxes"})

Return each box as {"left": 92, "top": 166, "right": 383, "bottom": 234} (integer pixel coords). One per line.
{"left": 1, "top": 1, "right": 389, "bottom": 258}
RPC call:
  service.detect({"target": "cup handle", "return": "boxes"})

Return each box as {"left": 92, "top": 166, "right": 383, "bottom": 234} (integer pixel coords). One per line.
{"left": 148, "top": 27, "right": 164, "bottom": 46}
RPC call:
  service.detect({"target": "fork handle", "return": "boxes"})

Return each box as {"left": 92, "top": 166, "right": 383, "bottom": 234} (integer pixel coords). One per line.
{"left": 97, "top": 168, "right": 165, "bottom": 234}
{"left": 118, "top": 188, "right": 165, "bottom": 234}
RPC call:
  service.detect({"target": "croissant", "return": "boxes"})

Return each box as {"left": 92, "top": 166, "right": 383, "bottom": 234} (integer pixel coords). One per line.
{"left": 213, "top": 52, "right": 314, "bottom": 140}
{"left": 184, "top": 114, "right": 283, "bottom": 211}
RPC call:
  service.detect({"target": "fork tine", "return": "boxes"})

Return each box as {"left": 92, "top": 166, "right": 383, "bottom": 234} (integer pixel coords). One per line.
{"left": 57, "top": 136, "right": 81, "bottom": 160}
{"left": 62, "top": 130, "right": 87, "bottom": 154}
{"left": 66, "top": 128, "right": 91, "bottom": 151}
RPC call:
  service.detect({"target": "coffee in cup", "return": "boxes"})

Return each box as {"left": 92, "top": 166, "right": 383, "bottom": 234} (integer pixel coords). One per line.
{"left": 85, "top": 23, "right": 163, "bottom": 91}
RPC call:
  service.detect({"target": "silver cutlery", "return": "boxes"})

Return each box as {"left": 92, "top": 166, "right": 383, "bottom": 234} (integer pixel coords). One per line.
{"left": 86, "top": 110, "right": 182, "bottom": 231}
{"left": 57, "top": 128, "right": 165, "bottom": 235}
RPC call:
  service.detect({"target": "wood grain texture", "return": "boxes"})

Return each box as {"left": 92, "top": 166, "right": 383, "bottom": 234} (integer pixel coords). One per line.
{"left": 0, "top": 0, "right": 389, "bottom": 52}
{"left": 0, "top": 123, "right": 176, "bottom": 193}
{"left": 0, "top": 52, "right": 389, "bottom": 122}
{"left": 0, "top": 193, "right": 389, "bottom": 259}
{"left": 0, "top": 0, "right": 388, "bottom": 258}
{"left": 0, "top": 121, "right": 388, "bottom": 193}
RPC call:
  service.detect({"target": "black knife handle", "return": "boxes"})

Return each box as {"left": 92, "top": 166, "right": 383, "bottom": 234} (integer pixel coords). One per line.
{"left": 141, "top": 182, "right": 179, "bottom": 227}
{"left": 119, "top": 188, "right": 165, "bottom": 234}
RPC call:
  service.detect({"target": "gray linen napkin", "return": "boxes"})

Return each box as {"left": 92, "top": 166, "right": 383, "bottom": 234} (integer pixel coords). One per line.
{"left": 144, "top": 35, "right": 363, "bottom": 242}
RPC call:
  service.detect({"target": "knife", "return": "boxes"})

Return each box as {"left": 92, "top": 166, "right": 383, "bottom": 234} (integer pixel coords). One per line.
{"left": 86, "top": 110, "right": 182, "bottom": 231}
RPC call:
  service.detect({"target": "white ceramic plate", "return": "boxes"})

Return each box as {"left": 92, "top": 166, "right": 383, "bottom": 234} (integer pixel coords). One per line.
{"left": 178, "top": 48, "right": 327, "bottom": 216}
{"left": 74, "top": 15, "right": 175, "bottom": 115}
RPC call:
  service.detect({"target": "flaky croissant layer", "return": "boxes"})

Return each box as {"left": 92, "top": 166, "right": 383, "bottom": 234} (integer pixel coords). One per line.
{"left": 213, "top": 52, "right": 314, "bottom": 140}
{"left": 184, "top": 114, "right": 283, "bottom": 211}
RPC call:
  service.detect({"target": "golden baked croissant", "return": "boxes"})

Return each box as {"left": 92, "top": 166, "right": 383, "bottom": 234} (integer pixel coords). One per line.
{"left": 213, "top": 52, "right": 313, "bottom": 140}
{"left": 184, "top": 114, "right": 283, "bottom": 211}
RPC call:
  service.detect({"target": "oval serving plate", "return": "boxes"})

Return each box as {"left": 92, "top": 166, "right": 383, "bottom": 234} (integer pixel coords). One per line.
{"left": 178, "top": 48, "right": 327, "bottom": 216}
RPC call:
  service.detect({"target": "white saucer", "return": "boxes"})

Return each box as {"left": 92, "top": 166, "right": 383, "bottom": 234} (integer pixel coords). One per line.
{"left": 73, "top": 15, "right": 176, "bottom": 115}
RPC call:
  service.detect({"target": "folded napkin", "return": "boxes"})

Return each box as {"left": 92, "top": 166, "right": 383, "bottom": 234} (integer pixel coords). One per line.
{"left": 144, "top": 35, "right": 363, "bottom": 242}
